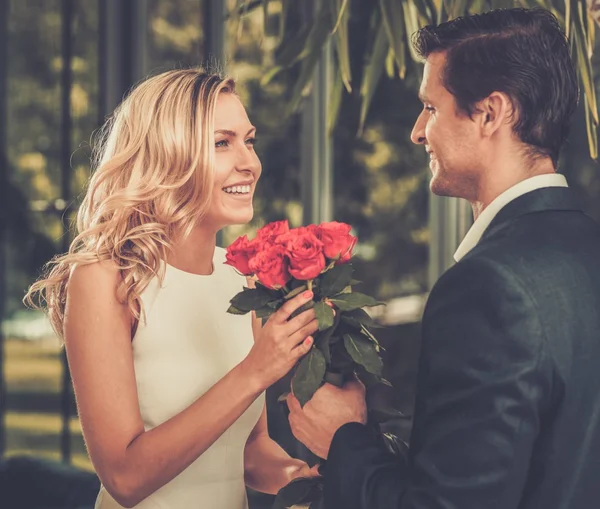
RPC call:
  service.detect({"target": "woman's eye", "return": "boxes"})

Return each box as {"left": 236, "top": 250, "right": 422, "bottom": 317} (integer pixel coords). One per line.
{"left": 246, "top": 137, "right": 257, "bottom": 147}
{"left": 215, "top": 139, "right": 229, "bottom": 148}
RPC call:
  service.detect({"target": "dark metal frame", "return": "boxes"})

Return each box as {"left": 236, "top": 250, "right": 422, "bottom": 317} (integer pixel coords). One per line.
{"left": 0, "top": 0, "right": 10, "bottom": 457}
{"left": 58, "top": 0, "right": 74, "bottom": 462}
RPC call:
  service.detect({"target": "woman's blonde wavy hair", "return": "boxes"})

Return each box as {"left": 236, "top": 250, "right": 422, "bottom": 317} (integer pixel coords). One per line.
{"left": 24, "top": 68, "right": 236, "bottom": 338}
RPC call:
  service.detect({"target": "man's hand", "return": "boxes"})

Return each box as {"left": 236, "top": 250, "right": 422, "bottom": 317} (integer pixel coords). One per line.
{"left": 287, "top": 379, "right": 367, "bottom": 459}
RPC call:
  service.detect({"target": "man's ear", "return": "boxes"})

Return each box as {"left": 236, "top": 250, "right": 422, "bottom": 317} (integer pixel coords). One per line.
{"left": 476, "top": 91, "right": 514, "bottom": 137}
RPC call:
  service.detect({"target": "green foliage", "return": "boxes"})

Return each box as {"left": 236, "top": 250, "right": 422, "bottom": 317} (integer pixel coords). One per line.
{"left": 244, "top": 0, "right": 599, "bottom": 158}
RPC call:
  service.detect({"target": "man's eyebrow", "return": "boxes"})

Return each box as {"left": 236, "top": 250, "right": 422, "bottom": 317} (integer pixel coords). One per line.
{"left": 214, "top": 127, "right": 257, "bottom": 137}
{"left": 418, "top": 92, "right": 429, "bottom": 104}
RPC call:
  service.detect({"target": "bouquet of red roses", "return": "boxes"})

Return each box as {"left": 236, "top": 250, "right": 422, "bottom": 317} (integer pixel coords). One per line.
{"left": 225, "top": 220, "right": 405, "bottom": 509}
{"left": 225, "top": 219, "right": 389, "bottom": 406}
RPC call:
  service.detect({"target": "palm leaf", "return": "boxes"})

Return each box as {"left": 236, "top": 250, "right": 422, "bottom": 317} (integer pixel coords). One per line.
{"left": 233, "top": 0, "right": 600, "bottom": 157}
{"left": 403, "top": 1, "right": 423, "bottom": 62}
{"left": 359, "top": 21, "right": 390, "bottom": 133}
{"left": 328, "top": 67, "right": 344, "bottom": 134}
{"left": 379, "top": 0, "right": 408, "bottom": 74}
{"left": 330, "top": 0, "right": 352, "bottom": 92}
{"left": 585, "top": 92, "right": 599, "bottom": 159}
{"left": 573, "top": 4, "right": 599, "bottom": 125}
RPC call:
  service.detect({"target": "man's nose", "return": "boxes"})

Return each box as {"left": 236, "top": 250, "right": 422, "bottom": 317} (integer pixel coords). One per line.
{"left": 410, "top": 113, "right": 426, "bottom": 145}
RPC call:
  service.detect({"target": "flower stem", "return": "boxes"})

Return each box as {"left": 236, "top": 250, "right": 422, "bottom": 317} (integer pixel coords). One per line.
{"left": 307, "top": 280, "right": 313, "bottom": 292}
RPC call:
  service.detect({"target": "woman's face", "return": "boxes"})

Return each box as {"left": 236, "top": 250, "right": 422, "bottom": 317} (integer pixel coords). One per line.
{"left": 202, "top": 93, "right": 262, "bottom": 230}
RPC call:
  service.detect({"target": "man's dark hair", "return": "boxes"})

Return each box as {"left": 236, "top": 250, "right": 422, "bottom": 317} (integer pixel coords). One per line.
{"left": 414, "top": 8, "right": 579, "bottom": 166}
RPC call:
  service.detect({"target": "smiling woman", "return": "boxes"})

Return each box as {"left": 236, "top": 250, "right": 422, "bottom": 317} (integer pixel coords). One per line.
{"left": 22, "top": 68, "right": 321, "bottom": 509}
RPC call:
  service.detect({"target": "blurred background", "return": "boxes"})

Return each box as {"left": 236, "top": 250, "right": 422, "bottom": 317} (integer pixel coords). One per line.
{"left": 1, "top": 0, "right": 600, "bottom": 508}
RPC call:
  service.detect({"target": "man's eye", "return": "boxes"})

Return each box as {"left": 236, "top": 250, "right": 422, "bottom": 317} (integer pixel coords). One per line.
{"left": 425, "top": 106, "right": 435, "bottom": 112}
{"left": 215, "top": 140, "right": 229, "bottom": 148}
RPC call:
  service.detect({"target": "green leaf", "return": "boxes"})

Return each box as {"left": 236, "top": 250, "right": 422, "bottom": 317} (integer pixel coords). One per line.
{"left": 358, "top": 21, "right": 389, "bottom": 133}
{"left": 314, "top": 301, "right": 335, "bottom": 331}
{"left": 327, "top": 69, "right": 344, "bottom": 135}
{"left": 279, "top": 0, "right": 288, "bottom": 40}
{"left": 330, "top": 0, "right": 352, "bottom": 92}
{"left": 359, "top": 324, "right": 382, "bottom": 349}
{"left": 274, "top": 25, "right": 312, "bottom": 68}
{"left": 314, "top": 307, "right": 341, "bottom": 364}
{"left": 379, "top": 0, "right": 407, "bottom": 77}
{"left": 288, "top": 49, "right": 321, "bottom": 114}
{"left": 256, "top": 282, "right": 284, "bottom": 299}
{"left": 402, "top": 0, "right": 422, "bottom": 62}
{"left": 385, "top": 47, "right": 396, "bottom": 78}
{"left": 227, "top": 305, "right": 249, "bottom": 315}
{"left": 255, "top": 305, "right": 277, "bottom": 319}
{"left": 230, "top": 287, "right": 277, "bottom": 312}
{"left": 447, "top": 0, "right": 467, "bottom": 18}
{"left": 355, "top": 366, "right": 383, "bottom": 388}
{"left": 329, "top": 340, "right": 356, "bottom": 373}
{"left": 330, "top": 292, "right": 385, "bottom": 311}
{"left": 343, "top": 333, "right": 383, "bottom": 376}
{"left": 574, "top": 4, "right": 598, "bottom": 123}
{"left": 585, "top": 90, "right": 599, "bottom": 160}
{"left": 319, "top": 263, "right": 354, "bottom": 297}
{"left": 284, "top": 284, "right": 308, "bottom": 300}
{"left": 287, "top": 2, "right": 332, "bottom": 113}
{"left": 341, "top": 308, "right": 383, "bottom": 328}
{"left": 316, "top": 332, "right": 332, "bottom": 364}
{"left": 289, "top": 299, "right": 315, "bottom": 320}
{"left": 260, "top": 65, "right": 284, "bottom": 86}
{"left": 292, "top": 348, "right": 327, "bottom": 407}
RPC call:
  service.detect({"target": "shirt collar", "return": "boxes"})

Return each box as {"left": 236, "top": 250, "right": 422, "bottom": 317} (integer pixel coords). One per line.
{"left": 454, "top": 173, "right": 568, "bottom": 262}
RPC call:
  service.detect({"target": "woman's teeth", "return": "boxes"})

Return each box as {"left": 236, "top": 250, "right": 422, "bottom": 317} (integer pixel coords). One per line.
{"left": 223, "top": 185, "right": 251, "bottom": 194}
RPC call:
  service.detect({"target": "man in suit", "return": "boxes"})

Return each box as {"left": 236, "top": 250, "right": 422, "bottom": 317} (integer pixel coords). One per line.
{"left": 286, "top": 7, "right": 600, "bottom": 509}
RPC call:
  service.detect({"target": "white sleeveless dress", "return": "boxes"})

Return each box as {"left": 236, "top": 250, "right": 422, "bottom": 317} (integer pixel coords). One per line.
{"left": 95, "top": 247, "right": 265, "bottom": 509}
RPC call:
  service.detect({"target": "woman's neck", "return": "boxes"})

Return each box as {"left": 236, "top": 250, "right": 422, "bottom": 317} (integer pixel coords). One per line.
{"left": 167, "top": 227, "right": 217, "bottom": 276}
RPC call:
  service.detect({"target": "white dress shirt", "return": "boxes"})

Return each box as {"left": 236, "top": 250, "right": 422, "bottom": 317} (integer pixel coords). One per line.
{"left": 454, "top": 173, "right": 568, "bottom": 262}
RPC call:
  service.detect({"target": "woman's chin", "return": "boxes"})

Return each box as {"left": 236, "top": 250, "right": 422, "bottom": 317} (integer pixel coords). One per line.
{"left": 223, "top": 210, "right": 254, "bottom": 227}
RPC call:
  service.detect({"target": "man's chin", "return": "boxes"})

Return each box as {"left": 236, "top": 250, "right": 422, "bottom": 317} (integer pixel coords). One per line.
{"left": 429, "top": 176, "right": 455, "bottom": 198}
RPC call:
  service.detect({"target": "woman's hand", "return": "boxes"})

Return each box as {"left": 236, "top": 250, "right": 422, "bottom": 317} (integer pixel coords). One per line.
{"left": 241, "top": 290, "right": 318, "bottom": 391}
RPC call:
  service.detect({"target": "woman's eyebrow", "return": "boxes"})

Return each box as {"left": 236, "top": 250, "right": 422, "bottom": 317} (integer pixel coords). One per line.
{"left": 214, "top": 127, "right": 256, "bottom": 137}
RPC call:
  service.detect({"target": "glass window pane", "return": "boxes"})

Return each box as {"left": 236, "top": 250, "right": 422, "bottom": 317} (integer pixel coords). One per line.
{"left": 3, "top": 0, "right": 98, "bottom": 471}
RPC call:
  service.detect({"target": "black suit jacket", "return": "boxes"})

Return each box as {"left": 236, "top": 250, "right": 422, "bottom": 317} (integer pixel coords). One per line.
{"left": 325, "top": 187, "right": 600, "bottom": 509}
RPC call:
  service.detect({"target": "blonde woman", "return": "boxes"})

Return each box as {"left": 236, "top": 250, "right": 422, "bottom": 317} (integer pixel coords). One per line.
{"left": 25, "top": 69, "right": 320, "bottom": 509}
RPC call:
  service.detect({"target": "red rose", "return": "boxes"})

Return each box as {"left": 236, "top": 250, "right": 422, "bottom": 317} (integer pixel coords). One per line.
{"left": 256, "top": 220, "right": 290, "bottom": 245}
{"left": 224, "top": 235, "right": 256, "bottom": 275}
{"left": 318, "top": 221, "right": 357, "bottom": 264}
{"left": 248, "top": 244, "right": 292, "bottom": 289}
{"left": 277, "top": 229, "right": 326, "bottom": 280}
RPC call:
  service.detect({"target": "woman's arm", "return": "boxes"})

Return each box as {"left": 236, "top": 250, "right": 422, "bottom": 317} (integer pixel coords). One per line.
{"left": 244, "top": 405, "right": 318, "bottom": 494}
{"left": 65, "top": 262, "right": 317, "bottom": 508}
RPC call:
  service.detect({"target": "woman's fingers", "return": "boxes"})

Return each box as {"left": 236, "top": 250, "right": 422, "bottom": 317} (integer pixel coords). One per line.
{"left": 273, "top": 290, "right": 314, "bottom": 323}
{"left": 288, "top": 319, "right": 319, "bottom": 349}
{"left": 292, "top": 336, "right": 314, "bottom": 357}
